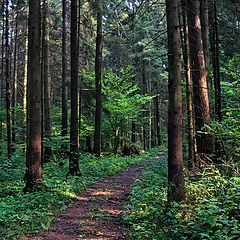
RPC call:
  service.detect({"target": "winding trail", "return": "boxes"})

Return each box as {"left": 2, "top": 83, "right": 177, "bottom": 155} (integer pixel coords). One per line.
{"left": 30, "top": 153, "right": 165, "bottom": 240}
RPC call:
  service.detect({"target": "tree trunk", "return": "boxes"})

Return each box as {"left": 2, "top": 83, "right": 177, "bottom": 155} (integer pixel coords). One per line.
{"left": 200, "top": 0, "right": 209, "bottom": 76}
{"left": 154, "top": 94, "right": 161, "bottom": 146}
{"left": 148, "top": 73, "right": 152, "bottom": 149}
{"left": 114, "top": 127, "right": 120, "bottom": 154}
{"left": 166, "top": 0, "right": 186, "bottom": 202}
{"left": 187, "top": 0, "right": 212, "bottom": 154}
{"left": 131, "top": 121, "right": 136, "bottom": 143}
{"left": 142, "top": 59, "right": 147, "bottom": 150}
{"left": 209, "top": 3, "right": 222, "bottom": 157}
{"left": 77, "top": 1, "right": 82, "bottom": 147}
{"left": 93, "top": 0, "right": 103, "bottom": 157}
{"left": 24, "top": 0, "right": 42, "bottom": 192}
{"left": 78, "top": 88, "right": 82, "bottom": 146}
{"left": 5, "top": 0, "right": 12, "bottom": 159}
{"left": 181, "top": 0, "right": 197, "bottom": 169}
{"left": 86, "top": 135, "right": 92, "bottom": 153}
{"left": 42, "top": 0, "right": 52, "bottom": 162}
{"left": 12, "top": 6, "right": 19, "bottom": 150}
{"left": 77, "top": 0, "right": 81, "bottom": 55}
{"left": 69, "top": 0, "right": 81, "bottom": 175}
{"left": 0, "top": 4, "right": 4, "bottom": 156}
{"left": 23, "top": 32, "right": 28, "bottom": 120}
{"left": 0, "top": 15, "right": 4, "bottom": 101}
{"left": 61, "top": 0, "right": 68, "bottom": 147}
{"left": 212, "top": 3, "right": 222, "bottom": 121}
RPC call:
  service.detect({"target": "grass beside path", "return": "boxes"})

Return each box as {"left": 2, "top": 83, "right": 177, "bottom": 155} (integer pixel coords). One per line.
{"left": 124, "top": 155, "right": 240, "bottom": 240}
{"left": 0, "top": 148, "right": 161, "bottom": 240}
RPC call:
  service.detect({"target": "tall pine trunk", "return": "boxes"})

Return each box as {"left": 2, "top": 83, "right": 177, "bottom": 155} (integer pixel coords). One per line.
{"left": 69, "top": 0, "right": 81, "bottom": 175}
{"left": 181, "top": 0, "right": 197, "bottom": 169}
{"left": 61, "top": 0, "right": 68, "bottom": 147}
{"left": 142, "top": 59, "right": 147, "bottom": 150}
{"left": 200, "top": 0, "right": 210, "bottom": 75}
{"left": 5, "top": 0, "right": 12, "bottom": 159}
{"left": 187, "top": 0, "right": 212, "bottom": 155}
{"left": 0, "top": 2, "right": 4, "bottom": 156}
{"left": 42, "top": 0, "right": 52, "bottom": 162}
{"left": 148, "top": 76, "right": 152, "bottom": 149}
{"left": 166, "top": 0, "right": 186, "bottom": 202}
{"left": 12, "top": 6, "right": 19, "bottom": 149}
{"left": 154, "top": 93, "right": 161, "bottom": 146}
{"left": 23, "top": 32, "right": 28, "bottom": 119}
{"left": 93, "top": 0, "right": 103, "bottom": 157}
{"left": 212, "top": 3, "right": 222, "bottom": 121}
{"left": 210, "top": 3, "right": 222, "bottom": 157}
{"left": 24, "top": 0, "right": 42, "bottom": 192}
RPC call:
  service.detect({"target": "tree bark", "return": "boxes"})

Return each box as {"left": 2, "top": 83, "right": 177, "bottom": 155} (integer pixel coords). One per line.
{"left": 154, "top": 94, "right": 161, "bottom": 146}
{"left": 212, "top": 3, "right": 222, "bottom": 121}
{"left": 42, "top": 0, "right": 52, "bottom": 162}
{"left": 5, "top": 0, "right": 12, "bottom": 159}
{"left": 148, "top": 77, "right": 152, "bottom": 150}
{"left": 187, "top": 0, "right": 212, "bottom": 154}
{"left": 0, "top": 3, "right": 4, "bottom": 100}
{"left": 69, "top": 0, "right": 81, "bottom": 175}
{"left": 86, "top": 135, "right": 92, "bottom": 153}
{"left": 12, "top": 6, "right": 19, "bottom": 150}
{"left": 209, "top": 3, "right": 222, "bottom": 157}
{"left": 23, "top": 32, "right": 28, "bottom": 120}
{"left": 181, "top": 0, "right": 197, "bottom": 169}
{"left": 24, "top": 0, "right": 42, "bottom": 192}
{"left": 200, "top": 0, "right": 210, "bottom": 76}
{"left": 131, "top": 122, "right": 136, "bottom": 143}
{"left": 93, "top": 0, "right": 103, "bottom": 157}
{"left": 142, "top": 59, "right": 147, "bottom": 150}
{"left": 166, "top": 0, "right": 186, "bottom": 202}
{"left": 61, "top": 0, "right": 68, "bottom": 147}
{"left": 0, "top": 2, "right": 4, "bottom": 156}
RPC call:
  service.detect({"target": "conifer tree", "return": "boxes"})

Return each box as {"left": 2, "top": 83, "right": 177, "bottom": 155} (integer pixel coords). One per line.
{"left": 166, "top": 0, "right": 186, "bottom": 202}
{"left": 24, "top": 0, "right": 42, "bottom": 192}
{"left": 69, "top": 0, "right": 81, "bottom": 175}
{"left": 93, "top": 0, "right": 103, "bottom": 157}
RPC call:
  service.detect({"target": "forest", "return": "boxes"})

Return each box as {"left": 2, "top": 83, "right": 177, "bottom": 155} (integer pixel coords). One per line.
{"left": 0, "top": 0, "right": 239, "bottom": 239}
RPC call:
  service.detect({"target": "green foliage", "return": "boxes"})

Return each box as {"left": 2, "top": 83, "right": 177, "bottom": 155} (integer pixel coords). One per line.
{"left": 209, "top": 54, "right": 240, "bottom": 163}
{"left": 80, "top": 66, "right": 152, "bottom": 152}
{"left": 0, "top": 148, "right": 154, "bottom": 239}
{"left": 102, "top": 66, "right": 151, "bottom": 130}
{"left": 124, "top": 158, "right": 240, "bottom": 240}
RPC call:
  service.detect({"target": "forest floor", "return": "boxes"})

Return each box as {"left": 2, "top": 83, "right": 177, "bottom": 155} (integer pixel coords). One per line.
{"left": 24, "top": 152, "right": 165, "bottom": 240}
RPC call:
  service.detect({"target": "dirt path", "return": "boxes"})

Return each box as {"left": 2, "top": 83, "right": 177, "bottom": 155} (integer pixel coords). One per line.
{"left": 30, "top": 153, "right": 164, "bottom": 240}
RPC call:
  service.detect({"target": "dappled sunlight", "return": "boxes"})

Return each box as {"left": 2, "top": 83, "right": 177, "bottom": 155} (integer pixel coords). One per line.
{"left": 79, "top": 237, "right": 112, "bottom": 240}
{"left": 90, "top": 191, "right": 115, "bottom": 196}
{"left": 89, "top": 189, "right": 124, "bottom": 196}
{"left": 80, "top": 238, "right": 112, "bottom": 240}
{"left": 76, "top": 196, "right": 91, "bottom": 201}
{"left": 56, "top": 191, "right": 79, "bottom": 199}
{"left": 100, "top": 208, "right": 122, "bottom": 215}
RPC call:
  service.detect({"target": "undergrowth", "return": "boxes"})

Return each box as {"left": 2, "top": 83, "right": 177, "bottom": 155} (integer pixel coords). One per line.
{"left": 124, "top": 156, "right": 240, "bottom": 240}
{"left": 0, "top": 148, "right": 159, "bottom": 240}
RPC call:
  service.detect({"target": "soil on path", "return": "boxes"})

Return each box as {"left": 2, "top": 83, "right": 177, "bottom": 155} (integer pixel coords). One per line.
{"left": 30, "top": 153, "right": 164, "bottom": 240}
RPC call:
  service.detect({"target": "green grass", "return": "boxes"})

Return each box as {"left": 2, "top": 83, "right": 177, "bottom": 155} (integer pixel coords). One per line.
{"left": 0, "top": 147, "right": 160, "bottom": 240}
{"left": 124, "top": 156, "right": 240, "bottom": 240}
